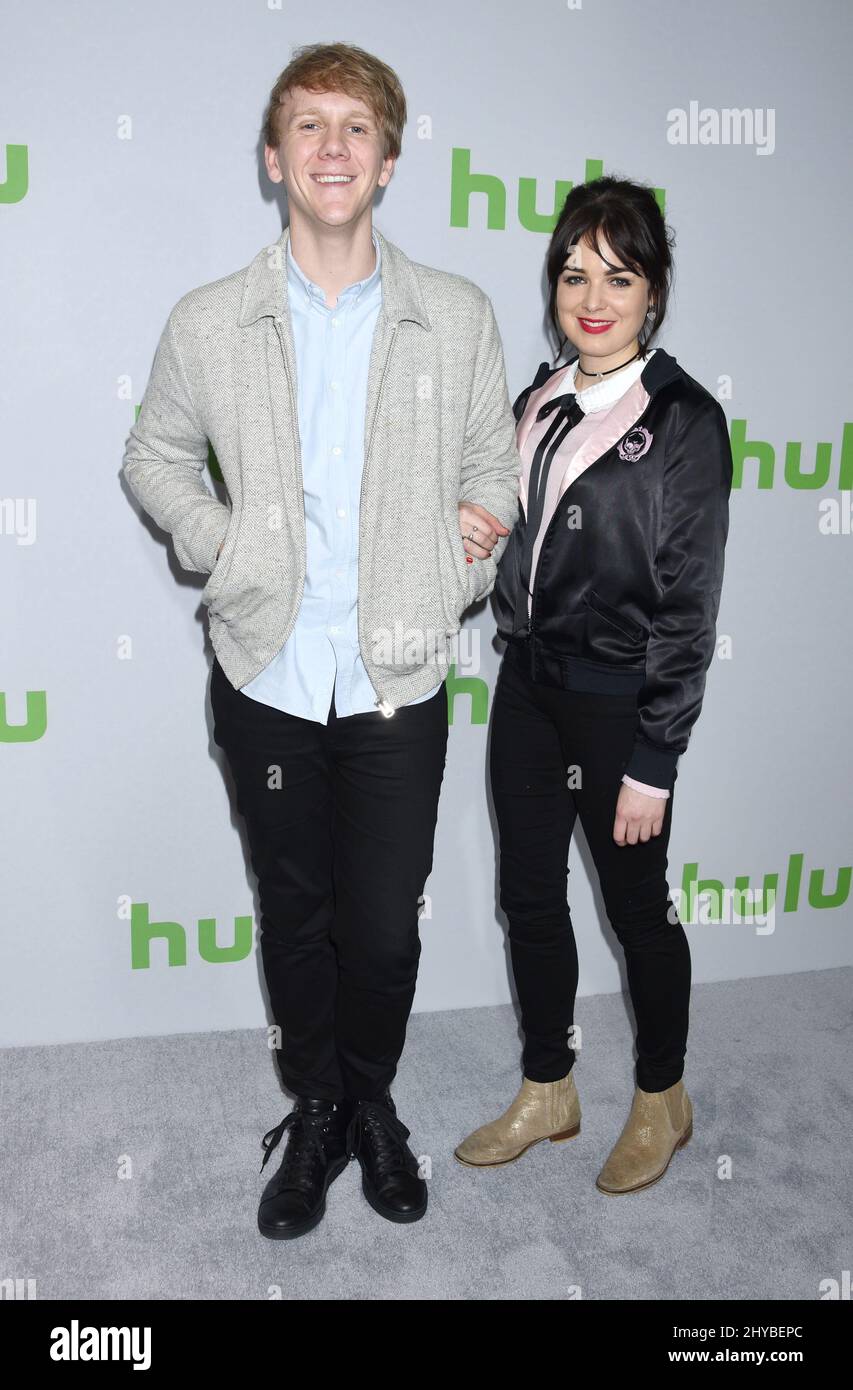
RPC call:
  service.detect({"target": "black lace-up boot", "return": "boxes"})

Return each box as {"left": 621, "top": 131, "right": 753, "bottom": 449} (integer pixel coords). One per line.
{"left": 343, "top": 1090, "right": 428, "bottom": 1223}
{"left": 257, "top": 1097, "right": 350, "bottom": 1240}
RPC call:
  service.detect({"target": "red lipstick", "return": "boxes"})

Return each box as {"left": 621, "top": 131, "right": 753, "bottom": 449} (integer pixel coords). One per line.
{"left": 577, "top": 318, "right": 615, "bottom": 335}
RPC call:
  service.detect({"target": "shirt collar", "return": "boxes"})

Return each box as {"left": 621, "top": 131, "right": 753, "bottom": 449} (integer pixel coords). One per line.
{"left": 286, "top": 228, "right": 382, "bottom": 309}
{"left": 566, "top": 347, "right": 658, "bottom": 414}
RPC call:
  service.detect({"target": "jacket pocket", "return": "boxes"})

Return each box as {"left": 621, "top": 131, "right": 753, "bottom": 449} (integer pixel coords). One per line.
{"left": 583, "top": 588, "right": 646, "bottom": 643}
{"left": 201, "top": 507, "right": 239, "bottom": 609}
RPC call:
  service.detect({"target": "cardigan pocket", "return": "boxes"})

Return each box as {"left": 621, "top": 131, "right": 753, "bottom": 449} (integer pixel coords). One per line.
{"left": 201, "top": 503, "right": 247, "bottom": 613}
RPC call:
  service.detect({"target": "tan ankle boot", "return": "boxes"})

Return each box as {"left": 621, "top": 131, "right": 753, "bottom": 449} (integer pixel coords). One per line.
{"left": 454, "top": 1073, "right": 581, "bottom": 1167}
{"left": 595, "top": 1078, "right": 692, "bottom": 1194}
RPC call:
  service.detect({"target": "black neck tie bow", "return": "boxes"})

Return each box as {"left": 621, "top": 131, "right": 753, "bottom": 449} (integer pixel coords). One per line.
{"left": 536, "top": 392, "right": 585, "bottom": 427}
{"left": 512, "top": 393, "right": 586, "bottom": 637}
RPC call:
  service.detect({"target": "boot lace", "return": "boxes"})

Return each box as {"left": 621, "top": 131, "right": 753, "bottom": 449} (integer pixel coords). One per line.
{"left": 345, "top": 1099, "right": 414, "bottom": 1175}
{"left": 259, "top": 1110, "right": 335, "bottom": 1193}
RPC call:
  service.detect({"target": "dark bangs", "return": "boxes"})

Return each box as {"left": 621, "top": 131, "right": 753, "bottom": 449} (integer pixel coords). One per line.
{"left": 545, "top": 176, "right": 675, "bottom": 361}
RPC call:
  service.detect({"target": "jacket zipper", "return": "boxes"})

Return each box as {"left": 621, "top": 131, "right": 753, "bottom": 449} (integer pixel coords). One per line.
{"left": 528, "top": 395, "right": 659, "bottom": 647}
{"left": 359, "top": 322, "right": 399, "bottom": 716}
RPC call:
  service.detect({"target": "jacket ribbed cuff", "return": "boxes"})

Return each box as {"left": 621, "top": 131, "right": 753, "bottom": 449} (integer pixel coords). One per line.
{"left": 624, "top": 739, "right": 679, "bottom": 792}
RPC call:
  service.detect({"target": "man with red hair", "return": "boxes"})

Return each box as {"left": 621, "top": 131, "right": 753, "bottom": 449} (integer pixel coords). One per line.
{"left": 123, "top": 42, "right": 519, "bottom": 1239}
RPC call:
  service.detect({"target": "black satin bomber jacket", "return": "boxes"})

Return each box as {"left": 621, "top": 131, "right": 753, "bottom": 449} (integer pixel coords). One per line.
{"left": 492, "top": 348, "right": 733, "bottom": 791}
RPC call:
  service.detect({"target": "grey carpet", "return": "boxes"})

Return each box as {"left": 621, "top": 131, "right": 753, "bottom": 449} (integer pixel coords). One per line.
{"left": 2, "top": 968, "right": 850, "bottom": 1300}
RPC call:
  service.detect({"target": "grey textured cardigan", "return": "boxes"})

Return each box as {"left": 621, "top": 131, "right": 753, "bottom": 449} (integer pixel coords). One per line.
{"left": 122, "top": 223, "right": 521, "bottom": 711}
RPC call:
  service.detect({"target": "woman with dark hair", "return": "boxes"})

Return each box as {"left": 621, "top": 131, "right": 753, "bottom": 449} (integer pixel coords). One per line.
{"left": 454, "top": 176, "right": 733, "bottom": 1194}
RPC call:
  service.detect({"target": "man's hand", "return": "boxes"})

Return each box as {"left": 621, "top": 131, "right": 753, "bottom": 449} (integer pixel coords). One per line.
{"left": 613, "top": 783, "right": 666, "bottom": 846}
{"left": 458, "top": 502, "right": 510, "bottom": 560}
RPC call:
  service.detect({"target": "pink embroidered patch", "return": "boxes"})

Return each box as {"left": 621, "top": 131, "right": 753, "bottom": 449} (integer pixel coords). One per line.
{"left": 617, "top": 426, "right": 653, "bottom": 462}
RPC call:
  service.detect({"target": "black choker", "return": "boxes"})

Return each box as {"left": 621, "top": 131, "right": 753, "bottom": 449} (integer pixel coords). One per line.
{"left": 575, "top": 347, "right": 645, "bottom": 381}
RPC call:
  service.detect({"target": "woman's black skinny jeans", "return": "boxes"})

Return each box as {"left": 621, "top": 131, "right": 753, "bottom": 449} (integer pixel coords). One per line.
{"left": 489, "top": 653, "right": 691, "bottom": 1093}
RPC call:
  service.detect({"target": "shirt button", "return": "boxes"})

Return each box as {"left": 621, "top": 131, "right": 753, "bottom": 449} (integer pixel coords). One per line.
{"left": 330, "top": 380, "right": 339, "bottom": 390}
{"left": 335, "top": 568, "right": 344, "bottom": 578}
{"left": 331, "top": 318, "right": 339, "bottom": 327}
{"left": 336, "top": 507, "right": 346, "bottom": 518}
{"left": 329, "top": 625, "right": 342, "bottom": 635}
{"left": 331, "top": 446, "right": 342, "bottom": 455}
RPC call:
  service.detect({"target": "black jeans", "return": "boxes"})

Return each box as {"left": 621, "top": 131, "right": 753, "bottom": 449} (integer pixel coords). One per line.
{"left": 489, "top": 653, "right": 691, "bottom": 1093}
{"left": 210, "top": 658, "right": 449, "bottom": 1101}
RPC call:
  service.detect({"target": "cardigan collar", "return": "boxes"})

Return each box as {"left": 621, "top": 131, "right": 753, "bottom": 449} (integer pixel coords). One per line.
{"left": 238, "top": 223, "right": 431, "bottom": 330}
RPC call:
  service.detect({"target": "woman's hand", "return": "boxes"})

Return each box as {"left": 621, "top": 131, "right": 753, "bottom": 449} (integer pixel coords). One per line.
{"left": 458, "top": 502, "right": 510, "bottom": 560}
{"left": 613, "top": 783, "right": 666, "bottom": 845}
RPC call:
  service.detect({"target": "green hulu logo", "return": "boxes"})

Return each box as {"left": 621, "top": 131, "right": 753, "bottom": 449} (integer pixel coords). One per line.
{"left": 450, "top": 151, "right": 666, "bottom": 232}
{"left": 129, "top": 903, "right": 254, "bottom": 969}
{"left": 0, "top": 144, "right": 28, "bottom": 204}
{"left": 731, "top": 420, "right": 853, "bottom": 489}
{"left": 445, "top": 663, "right": 488, "bottom": 725}
{"left": 0, "top": 691, "right": 46, "bottom": 742}
{"left": 681, "top": 853, "right": 851, "bottom": 922}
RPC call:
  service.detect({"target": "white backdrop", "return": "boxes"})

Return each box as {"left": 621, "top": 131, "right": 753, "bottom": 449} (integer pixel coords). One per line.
{"left": 2, "top": 0, "right": 851, "bottom": 1048}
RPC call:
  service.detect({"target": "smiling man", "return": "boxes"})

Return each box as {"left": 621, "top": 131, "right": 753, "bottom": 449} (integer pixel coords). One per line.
{"left": 122, "top": 42, "right": 519, "bottom": 1240}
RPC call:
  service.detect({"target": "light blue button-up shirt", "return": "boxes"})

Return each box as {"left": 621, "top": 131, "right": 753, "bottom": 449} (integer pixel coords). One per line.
{"left": 240, "top": 228, "right": 441, "bottom": 722}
